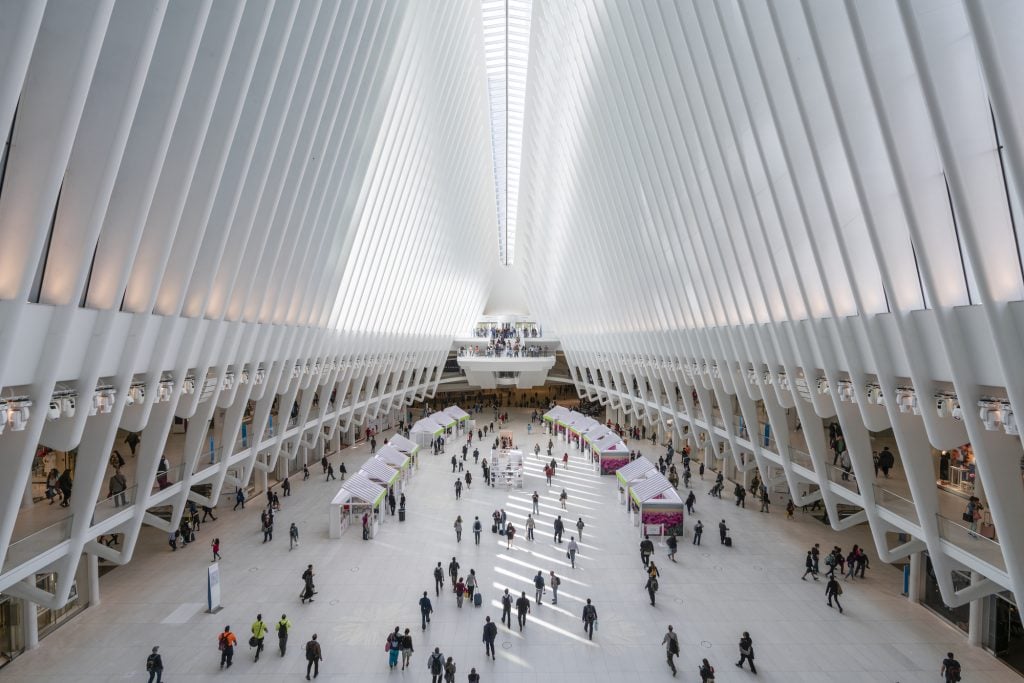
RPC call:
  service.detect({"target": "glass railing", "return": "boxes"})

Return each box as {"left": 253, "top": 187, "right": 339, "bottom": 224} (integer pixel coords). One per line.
{"left": 936, "top": 513, "right": 1005, "bottom": 573}
{"left": 153, "top": 463, "right": 186, "bottom": 492}
{"left": 711, "top": 411, "right": 725, "bottom": 429}
{"left": 873, "top": 485, "right": 919, "bottom": 526}
{"left": 92, "top": 484, "right": 139, "bottom": 524}
{"left": 788, "top": 448, "right": 814, "bottom": 471}
{"left": 3, "top": 517, "right": 73, "bottom": 573}
{"left": 825, "top": 464, "right": 860, "bottom": 494}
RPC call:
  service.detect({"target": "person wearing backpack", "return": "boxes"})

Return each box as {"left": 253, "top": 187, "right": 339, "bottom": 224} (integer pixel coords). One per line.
{"left": 218, "top": 626, "right": 237, "bottom": 669}
{"left": 276, "top": 614, "right": 292, "bottom": 656}
{"left": 290, "top": 523, "right": 299, "bottom": 550}
{"left": 662, "top": 625, "right": 679, "bottom": 676}
{"left": 736, "top": 631, "right": 756, "bottom": 673}
{"left": 145, "top": 645, "right": 163, "bottom": 683}
{"left": 501, "top": 588, "right": 513, "bottom": 627}
{"left": 251, "top": 614, "right": 268, "bottom": 661}
{"left": 942, "top": 652, "right": 962, "bottom": 682}
{"left": 699, "top": 657, "right": 715, "bottom": 682}
{"left": 825, "top": 576, "right": 843, "bottom": 613}
{"left": 582, "top": 598, "right": 598, "bottom": 640}
{"left": 443, "top": 656, "right": 457, "bottom": 683}
{"left": 473, "top": 516, "right": 482, "bottom": 545}
{"left": 482, "top": 615, "right": 498, "bottom": 660}
{"left": 427, "top": 647, "right": 446, "bottom": 683}
{"left": 433, "top": 562, "right": 444, "bottom": 596}
{"left": 533, "top": 571, "right": 545, "bottom": 605}
{"left": 305, "top": 633, "right": 323, "bottom": 680}
{"left": 386, "top": 626, "right": 400, "bottom": 669}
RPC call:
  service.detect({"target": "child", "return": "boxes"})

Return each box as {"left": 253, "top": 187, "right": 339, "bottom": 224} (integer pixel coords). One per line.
{"left": 786, "top": 499, "right": 795, "bottom": 519}
{"left": 211, "top": 538, "right": 221, "bottom": 561}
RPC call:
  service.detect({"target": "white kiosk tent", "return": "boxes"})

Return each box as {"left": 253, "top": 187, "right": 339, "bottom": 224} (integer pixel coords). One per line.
{"left": 430, "top": 411, "right": 457, "bottom": 431}
{"left": 411, "top": 418, "right": 444, "bottom": 447}
{"left": 375, "top": 446, "right": 412, "bottom": 487}
{"left": 615, "top": 456, "right": 656, "bottom": 499}
{"left": 581, "top": 425, "right": 615, "bottom": 456}
{"left": 360, "top": 456, "right": 401, "bottom": 495}
{"left": 570, "top": 416, "right": 602, "bottom": 436}
{"left": 628, "top": 473, "right": 684, "bottom": 536}
{"left": 386, "top": 433, "right": 421, "bottom": 469}
{"left": 444, "top": 405, "right": 470, "bottom": 425}
{"left": 543, "top": 405, "right": 572, "bottom": 424}
{"left": 330, "top": 473, "right": 385, "bottom": 539}
{"left": 594, "top": 433, "right": 631, "bottom": 474}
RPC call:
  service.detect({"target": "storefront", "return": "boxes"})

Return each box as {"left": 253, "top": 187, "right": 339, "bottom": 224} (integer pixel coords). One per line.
{"left": 922, "top": 554, "right": 970, "bottom": 634}
{"left": 0, "top": 571, "right": 86, "bottom": 669}
{"left": 935, "top": 444, "right": 976, "bottom": 497}
{"left": 986, "top": 592, "right": 1024, "bottom": 675}
{"left": 30, "top": 448, "right": 77, "bottom": 503}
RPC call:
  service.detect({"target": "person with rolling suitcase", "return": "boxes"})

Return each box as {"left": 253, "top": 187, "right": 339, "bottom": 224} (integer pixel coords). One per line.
{"left": 719, "top": 520, "right": 729, "bottom": 545}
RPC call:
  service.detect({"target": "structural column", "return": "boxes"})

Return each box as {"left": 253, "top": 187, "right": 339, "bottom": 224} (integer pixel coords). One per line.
{"left": 907, "top": 551, "right": 922, "bottom": 604}
{"left": 21, "top": 580, "right": 37, "bottom": 650}
{"left": 968, "top": 571, "right": 984, "bottom": 647}
{"left": 87, "top": 552, "right": 100, "bottom": 607}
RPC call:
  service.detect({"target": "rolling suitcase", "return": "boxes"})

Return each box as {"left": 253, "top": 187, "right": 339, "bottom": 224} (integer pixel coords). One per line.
{"left": 724, "top": 536, "right": 733, "bottom": 547}
{"left": 473, "top": 592, "right": 482, "bottom": 607}
{"left": 492, "top": 524, "right": 498, "bottom": 533}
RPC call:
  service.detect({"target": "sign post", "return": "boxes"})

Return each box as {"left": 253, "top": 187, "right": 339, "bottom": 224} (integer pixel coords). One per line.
{"left": 207, "top": 563, "right": 222, "bottom": 613}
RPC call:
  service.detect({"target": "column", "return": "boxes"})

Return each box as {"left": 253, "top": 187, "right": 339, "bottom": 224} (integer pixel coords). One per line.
{"left": 21, "top": 476, "right": 33, "bottom": 509}
{"left": 21, "top": 582, "right": 37, "bottom": 650}
{"left": 907, "top": 551, "right": 922, "bottom": 603}
{"left": 87, "top": 552, "right": 100, "bottom": 607}
{"left": 968, "top": 571, "right": 984, "bottom": 647}
{"left": 255, "top": 462, "right": 267, "bottom": 495}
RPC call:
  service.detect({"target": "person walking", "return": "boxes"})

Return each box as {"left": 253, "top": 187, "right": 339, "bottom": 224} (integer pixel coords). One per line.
{"left": 760, "top": 486, "right": 770, "bottom": 513}
{"left": 532, "top": 490, "right": 540, "bottom": 514}
{"left": 454, "top": 516, "right": 463, "bottom": 542}
{"left": 582, "top": 598, "right": 597, "bottom": 640}
{"left": 218, "top": 626, "right": 237, "bottom": 669}
{"left": 145, "top": 645, "right": 164, "bottom": 683}
{"left": 303, "top": 464, "right": 310, "bottom": 481}
{"left": 276, "top": 614, "right": 292, "bottom": 656}
{"left": 468, "top": 668, "right": 480, "bottom": 683}
{"left": 534, "top": 570, "right": 546, "bottom": 605}
{"left": 251, "top": 614, "right": 268, "bottom": 661}
{"left": 443, "top": 656, "right": 457, "bottom": 683}
{"left": 786, "top": 498, "right": 795, "bottom": 519}
{"left": 483, "top": 616, "right": 498, "bottom": 660}
{"left": 526, "top": 514, "right": 535, "bottom": 540}
{"left": 802, "top": 550, "right": 818, "bottom": 581}
{"left": 339, "top": 462, "right": 347, "bottom": 480}
{"left": 473, "top": 516, "right": 482, "bottom": 544}
{"left": 454, "top": 479, "right": 462, "bottom": 500}
{"left": 434, "top": 562, "right": 444, "bottom": 596}
{"left": 304, "top": 634, "right": 323, "bottom": 680}
{"left": 567, "top": 536, "right": 579, "bottom": 568}
{"left": 559, "top": 488, "right": 568, "bottom": 509}
{"left": 576, "top": 517, "right": 585, "bottom": 540}
{"left": 448, "top": 557, "right": 460, "bottom": 591}
{"left": 825, "top": 576, "right": 844, "bottom": 613}
{"left": 505, "top": 522, "right": 516, "bottom": 549}
{"left": 301, "top": 564, "right": 316, "bottom": 603}
{"left": 290, "top": 523, "right": 299, "bottom": 550}
{"left": 211, "top": 537, "right": 221, "bottom": 562}
{"left": 736, "top": 631, "right": 756, "bottom": 673}
{"left": 549, "top": 570, "right": 560, "bottom": 604}
{"left": 640, "top": 535, "right": 654, "bottom": 567}
{"left": 685, "top": 490, "right": 696, "bottom": 515}
{"left": 693, "top": 520, "right": 703, "bottom": 546}
{"left": 666, "top": 534, "right": 677, "bottom": 562}
{"left": 516, "top": 591, "right": 531, "bottom": 631}
{"left": 466, "top": 569, "right": 478, "bottom": 600}
{"left": 662, "top": 625, "right": 680, "bottom": 677}
{"left": 645, "top": 572, "right": 659, "bottom": 606}
{"left": 941, "top": 652, "right": 962, "bottom": 682}
{"left": 554, "top": 515, "right": 564, "bottom": 543}
{"left": 428, "top": 648, "right": 446, "bottom": 683}
{"left": 399, "top": 628, "right": 414, "bottom": 670}
{"left": 262, "top": 514, "right": 273, "bottom": 543}
{"left": 233, "top": 488, "right": 245, "bottom": 510}
{"left": 387, "top": 626, "right": 401, "bottom": 670}
{"left": 326, "top": 463, "right": 335, "bottom": 481}
{"left": 878, "top": 446, "right": 895, "bottom": 478}
{"left": 718, "top": 520, "right": 729, "bottom": 545}
{"left": 501, "top": 588, "right": 513, "bottom": 627}
{"left": 419, "top": 591, "right": 433, "bottom": 629}
{"left": 281, "top": 476, "right": 291, "bottom": 497}
{"left": 699, "top": 658, "right": 716, "bottom": 682}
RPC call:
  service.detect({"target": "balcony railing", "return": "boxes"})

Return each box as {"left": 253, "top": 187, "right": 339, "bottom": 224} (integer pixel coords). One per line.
{"left": 3, "top": 517, "right": 72, "bottom": 573}
{"left": 936, "top": 513, "right": 1005, "bottom": 573}
{"left": 872, "top": 485, "right": 919, "bottom": 526}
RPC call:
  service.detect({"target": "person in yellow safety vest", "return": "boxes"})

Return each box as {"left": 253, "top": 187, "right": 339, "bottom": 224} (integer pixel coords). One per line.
{"left": 276, "top": 614, "right": 293, "bottom": 656}
{"left": 251, "top": 614, "right": 268, "bottom": 662}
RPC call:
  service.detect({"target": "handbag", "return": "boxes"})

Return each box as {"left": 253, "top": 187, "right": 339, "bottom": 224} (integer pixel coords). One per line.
{"left": 249, "top": 636, "right": 258, "bottom": 647}
{"left": 593, "top": 620, "right": 598, "bottom": 631}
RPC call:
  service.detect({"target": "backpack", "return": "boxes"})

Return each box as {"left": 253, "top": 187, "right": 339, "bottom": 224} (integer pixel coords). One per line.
{"left": 502, "top": 593, "right": 512, "bottom": 609}
{"left": 146, "top": 654, "right": 158, "bottom": 671}
{"left": 278, "top": 622, "right": 288, "bottom": 638}
{"left": 306, "top": 640, "right": 319, "bottom": 659}
{"left": 429, "top": 653, "right": 443, "bottom": 673}
{"left": 650, "top": 577, "right": 659, "bottom": 591}
{"left": 668, "top": 636, "right": 679, "bottom": 654}
{"left": 434, "top": 566, "right": 443, "bottom": 580}
{"left": 385, "top": 632, "right": 394, "bottom": 651}
{"left": 947, "top": 662, "right": 961, "bottom": 682}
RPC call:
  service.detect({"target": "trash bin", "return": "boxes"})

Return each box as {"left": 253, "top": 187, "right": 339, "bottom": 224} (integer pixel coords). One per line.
{"left": 399, "top": 507, "right": 406, "bottom": 522}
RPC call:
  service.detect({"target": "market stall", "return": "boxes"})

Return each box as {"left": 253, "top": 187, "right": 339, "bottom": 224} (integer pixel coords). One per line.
{"left": 615, "top": 456, "right": 656, "bottom": 503}
{"left": 385, "top": 433, "right": 421, "bottom": 469}
{"left": 430, "top": 411, "right": 457, "bottom": 433}
{"left": 410, "top": 418, "right": 444, "bottom": 448}
{"left": 444, "top": 405, "right": 471, "bottom": 429}
{"left": 491, "top": 449, "right": 524, "bottom": 489}
{"left": 581, "top": 425, "right": 616, "bottom": 460}
{"left": 329, "top": 473, "right": 385, "bottom": 539}
{"left": 544, "top": 406, "right": 573, "bottom": 437}
{"left": 628, "top": 473, "right": 684, "bottom": 536}
{"left": 498, "top": 429, "right": 516, "bottom": 450}
{"left": 359, "top": 457, "right": 401, "bottom": 502}
{"left": 596, "top": 436, "right": 631, "bottom": 474}
{"left": 375, "top": 445, "right": 412, "bottom": 487}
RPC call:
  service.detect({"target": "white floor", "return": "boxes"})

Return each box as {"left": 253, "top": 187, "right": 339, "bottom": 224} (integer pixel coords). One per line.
{"left": 4, "top": 408, "right": 1019, "bottom": 682}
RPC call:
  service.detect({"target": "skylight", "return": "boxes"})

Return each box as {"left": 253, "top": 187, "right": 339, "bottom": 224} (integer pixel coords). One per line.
{"left": 482, "top": 0, "right": 532, "bottom": 266}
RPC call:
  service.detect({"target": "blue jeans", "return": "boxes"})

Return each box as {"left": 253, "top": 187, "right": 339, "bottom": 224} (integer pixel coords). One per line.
{"left": 148, "top": 670, "right": 162, "bottom": 683}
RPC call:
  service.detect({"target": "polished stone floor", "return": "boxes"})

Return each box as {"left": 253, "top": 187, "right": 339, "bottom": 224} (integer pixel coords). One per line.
{"left": 3, "top": 408, "right": 1019, "bottom": 682}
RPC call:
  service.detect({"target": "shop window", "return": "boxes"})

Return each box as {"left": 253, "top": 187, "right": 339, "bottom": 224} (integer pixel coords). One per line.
{"left": 922, "top": 555, "right": 969, "bottom": 633}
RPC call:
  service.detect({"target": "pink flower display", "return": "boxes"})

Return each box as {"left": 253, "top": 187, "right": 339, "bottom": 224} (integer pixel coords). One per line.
{"left": 641, "top": 510, "right": 684, "bottom": 528}
{"left": 600, "top": 456, "right": 630, "bottom": 474}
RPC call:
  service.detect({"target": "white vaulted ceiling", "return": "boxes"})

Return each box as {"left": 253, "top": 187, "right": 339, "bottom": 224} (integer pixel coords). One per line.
{"left": 4, "top": 0, "right": 1024, "bottom": 621}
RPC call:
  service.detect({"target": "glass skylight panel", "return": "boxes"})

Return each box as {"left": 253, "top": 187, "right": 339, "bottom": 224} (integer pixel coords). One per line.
{"left": 482, "top": 0, "right": 532, "bottom": 266}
